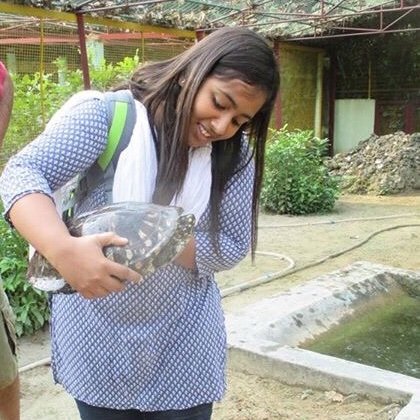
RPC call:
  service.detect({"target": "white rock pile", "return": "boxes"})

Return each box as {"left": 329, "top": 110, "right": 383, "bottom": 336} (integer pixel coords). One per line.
{"left": 327, "top": 131, "right": 420, "bottom": 195}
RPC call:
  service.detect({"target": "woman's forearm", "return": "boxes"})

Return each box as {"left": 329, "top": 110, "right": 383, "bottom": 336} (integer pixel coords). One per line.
{"left": 9, "top": 193, "right": 72, "bottom": 264}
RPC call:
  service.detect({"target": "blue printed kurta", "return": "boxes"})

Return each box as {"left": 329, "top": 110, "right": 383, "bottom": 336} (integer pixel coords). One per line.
{"left": 0, "top": 94, "right": 254, "bottom": 410}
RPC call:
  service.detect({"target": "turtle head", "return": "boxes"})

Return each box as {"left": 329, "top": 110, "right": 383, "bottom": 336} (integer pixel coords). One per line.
{"left": 168, "top": 212, "right": 195, "bottom": 253}
{"left": 149, "top": 212, "right": 195, "bottom": 270}
{"left": 178, "top": 213, "right": 195, "bottom": 235}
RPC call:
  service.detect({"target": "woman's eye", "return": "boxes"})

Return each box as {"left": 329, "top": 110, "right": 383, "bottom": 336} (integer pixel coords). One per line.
{"left": 213, "top": 97, "right": 225, "bottom": 110}
{"left": 232, "top": 119, "right": 241, "bottom": 127}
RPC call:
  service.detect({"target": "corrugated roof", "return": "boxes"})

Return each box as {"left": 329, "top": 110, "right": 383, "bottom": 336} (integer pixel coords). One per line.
{"left": 10, "top": 1, "right": 420, "bottom": 39}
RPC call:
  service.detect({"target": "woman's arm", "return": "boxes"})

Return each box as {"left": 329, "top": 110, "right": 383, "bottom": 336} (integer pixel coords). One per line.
{"left": 9, "top": 193, "right": 140, "bottom": 298}
{"left": 0, "top": 61, "right": 13, "bottom": 146}
{"left": 0, "top": 97, "right": 140, "bottom": 298}
{"left": 176, "top": 146, "right": 254, "bottom": 275}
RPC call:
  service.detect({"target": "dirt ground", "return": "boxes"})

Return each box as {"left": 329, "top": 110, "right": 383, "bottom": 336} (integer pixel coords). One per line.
{"left": 17, "top": 193, "right": 420, "bottom": 419}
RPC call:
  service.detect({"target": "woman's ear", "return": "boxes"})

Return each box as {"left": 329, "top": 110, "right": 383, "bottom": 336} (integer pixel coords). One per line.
{"left": 178, "top": 72, "right": 189, "bottom": 87}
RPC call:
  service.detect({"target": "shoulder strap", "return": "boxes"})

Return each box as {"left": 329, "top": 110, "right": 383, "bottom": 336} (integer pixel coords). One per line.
{"left": 64, "top": 90, "right": 136, "bottom": 220}
{"left": 98, "top": 90, "right": 136, "bottom": 171}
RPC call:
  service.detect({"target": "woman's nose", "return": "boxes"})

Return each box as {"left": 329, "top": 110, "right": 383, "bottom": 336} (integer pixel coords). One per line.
{"left": 211, "top": 116, "right": 232, "bottom": 138}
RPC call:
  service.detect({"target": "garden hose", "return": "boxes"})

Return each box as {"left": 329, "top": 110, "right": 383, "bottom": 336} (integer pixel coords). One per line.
{"left": 221, "top": 222, "right": 420, "bottom": 298}
{"left": 19, "top": 221, "right": 420, "bottom": 372}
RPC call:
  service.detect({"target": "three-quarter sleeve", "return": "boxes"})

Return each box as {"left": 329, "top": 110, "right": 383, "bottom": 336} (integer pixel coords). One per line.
{"left": 195, "top": 147, "right": 254, "bottom": 277}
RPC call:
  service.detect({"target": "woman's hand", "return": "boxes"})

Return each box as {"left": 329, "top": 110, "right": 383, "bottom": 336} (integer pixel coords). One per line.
{"left": 174, "top": 238, "right": 197, "bottom": 270}
{"left": 50, "top": 232, "right": 142, "bottom": 299}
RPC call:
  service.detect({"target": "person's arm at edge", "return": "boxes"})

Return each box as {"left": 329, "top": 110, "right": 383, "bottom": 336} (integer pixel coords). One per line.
{"left": 0, "top": 61, "right": 14, "bottom": 146}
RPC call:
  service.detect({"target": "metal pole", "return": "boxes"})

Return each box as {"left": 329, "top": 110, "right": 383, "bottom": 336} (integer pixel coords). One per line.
{"left": 39, "top": 17, "right": 46, "bottom": 127}
{"left": 76, "top": 12, "right": 91, "bottom": 90}
{"left": 314, "top": 51, "right": 324, "bottom": 139}
{"left": 327, "top": 53, "right": 337, "bottom": 156}
{"left": 195, "top": 29, "right": 206, "bottom": 41}
{"left": 273, "top": 39, "right": 282, "bottom": 129}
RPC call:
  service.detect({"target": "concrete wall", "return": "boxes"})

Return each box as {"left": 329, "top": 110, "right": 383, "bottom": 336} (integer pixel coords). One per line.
{"left": 333, "top": 99, "right": 375, "bottom": 154}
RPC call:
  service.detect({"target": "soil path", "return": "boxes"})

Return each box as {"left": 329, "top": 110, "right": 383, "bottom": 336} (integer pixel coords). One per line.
{"left": 18, "top": 194, "right": 420, "bottom": 419}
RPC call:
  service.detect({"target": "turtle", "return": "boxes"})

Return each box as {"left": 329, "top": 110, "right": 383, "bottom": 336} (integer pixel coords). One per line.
{"left": 27, "top": 202, "right": 196, "bottom": 294}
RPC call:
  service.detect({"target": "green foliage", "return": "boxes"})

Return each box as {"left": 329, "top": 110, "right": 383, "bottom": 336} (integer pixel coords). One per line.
{"left": 0, "top": 53, "right": 140, "bottom": 336}
{"left": 261, "top": 128, "right": 340, "bottom": 215}
{"left": 0, "top": 206, "right": 49, "bottom": 337}
{"left": 3, "top": 68, "right": 82, "bottom": 165}
{"left": 2, "top": 52, "right": 140, "bottom": 165}
{"left": 89, "top": 52, "right": 140, "bottom": 91}
{"left": 335, "top": 32, "right": 419, "bottom": 102}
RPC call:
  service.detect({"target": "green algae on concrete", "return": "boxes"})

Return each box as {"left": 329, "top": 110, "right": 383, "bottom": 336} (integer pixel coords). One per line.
{"left": 304, "top": 291, "right": 420, "bottom": 379}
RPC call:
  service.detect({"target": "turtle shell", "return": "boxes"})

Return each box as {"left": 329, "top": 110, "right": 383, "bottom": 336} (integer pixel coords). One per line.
{"left": 27, "top": 202, "right": 195, "bottom": 293}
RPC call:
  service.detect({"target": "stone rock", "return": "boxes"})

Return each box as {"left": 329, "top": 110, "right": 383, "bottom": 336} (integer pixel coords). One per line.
{"left": 327, "top": 132, "right": 420, "bottom": 195}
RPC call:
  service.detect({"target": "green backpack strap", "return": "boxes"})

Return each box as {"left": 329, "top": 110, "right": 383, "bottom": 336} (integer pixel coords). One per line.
{"left": 97, "top": 99, "right": 130, "bottom": 170}
{"left": 63, "top": 90, "right": 136, "bottom": 220}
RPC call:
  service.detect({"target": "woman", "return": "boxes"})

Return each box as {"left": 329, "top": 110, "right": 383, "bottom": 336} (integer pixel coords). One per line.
{"left": 0, "top": 27, "right": 279, "bottom": 419}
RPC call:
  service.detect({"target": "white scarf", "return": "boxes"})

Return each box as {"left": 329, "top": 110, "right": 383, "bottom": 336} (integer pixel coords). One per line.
{"left": 112, "top": 101, "right": 212, "bottom": 223}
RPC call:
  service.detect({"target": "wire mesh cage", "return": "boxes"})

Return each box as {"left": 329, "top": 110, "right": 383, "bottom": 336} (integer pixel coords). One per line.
{"left": 0, "top": 8, "right": 194, "bottom": 167}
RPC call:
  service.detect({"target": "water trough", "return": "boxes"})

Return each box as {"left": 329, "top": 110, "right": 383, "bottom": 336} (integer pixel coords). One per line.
{"left": 226, "top": 261, "right": 420, "bottom": 419}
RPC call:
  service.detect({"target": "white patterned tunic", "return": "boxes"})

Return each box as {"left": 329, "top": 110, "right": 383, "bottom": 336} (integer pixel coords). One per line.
{"left": 0, "top": 95, "right": 254, "bottom": 410}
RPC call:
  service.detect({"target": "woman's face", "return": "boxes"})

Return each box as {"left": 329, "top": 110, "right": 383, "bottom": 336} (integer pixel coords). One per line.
{"left": 188, "top": 76, "right": 267, "bottom": 148}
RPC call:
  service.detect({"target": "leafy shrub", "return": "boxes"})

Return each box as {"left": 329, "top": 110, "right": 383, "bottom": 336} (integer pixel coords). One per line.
{"left": 0, "top": 205, "right": 49, "bottom": 337}
{"left": 1, "top": 69, "right": 82, "bottom": 171}
{"left": 89, "top": 53, "right": 140, "bottom": 91}
{"left": 2, "top": 52, "right": 140, "bottom": 166}
{"left": 261, "top": 128, "right": 340, "bottom": 215}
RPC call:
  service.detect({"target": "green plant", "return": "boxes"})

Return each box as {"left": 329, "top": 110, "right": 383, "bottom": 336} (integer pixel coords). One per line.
{"left": 89, "top": 52, "right": 140, "bottom": 91}
{"left": 2, "top": 70, "right": 82, "bottom": 165}
{"left": 2, "top": 53, "right": 140, "bottom": 166}
{"left": 0, "top": 208, "right": 49, "bottom": 337}
{"left": 261, "top": 128, "right": 340, "bottom": 215}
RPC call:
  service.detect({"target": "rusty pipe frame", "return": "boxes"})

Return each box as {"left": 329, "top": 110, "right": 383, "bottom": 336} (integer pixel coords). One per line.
{"left": 78, "top": 0, "right": 173, "bottom": 14}
{"left": 198, "top": 1, "right": 419, "bottom": 36}
{"left": 72, "top": 0, "right": 419, "bottom": 46}
{"left": 202, "top": 3, "right": 419, "bottom": 40}
{"left": 76, "top": 12, "right": 90, "bottom": 90}
{"left": 230, "top": 4, "right": 419, "bottom": 25}
{"left": 287, "top": 26, "right": 419, "bottom": 41}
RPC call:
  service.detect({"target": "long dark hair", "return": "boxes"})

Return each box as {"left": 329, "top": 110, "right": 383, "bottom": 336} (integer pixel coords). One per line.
{"left": 116, "top": 27, "right": 279, "bottom": 257}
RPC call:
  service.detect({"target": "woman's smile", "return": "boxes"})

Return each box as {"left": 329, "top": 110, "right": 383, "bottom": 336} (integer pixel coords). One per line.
{"left": 199, "top": 123, "right": 211, "bottom": 137}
